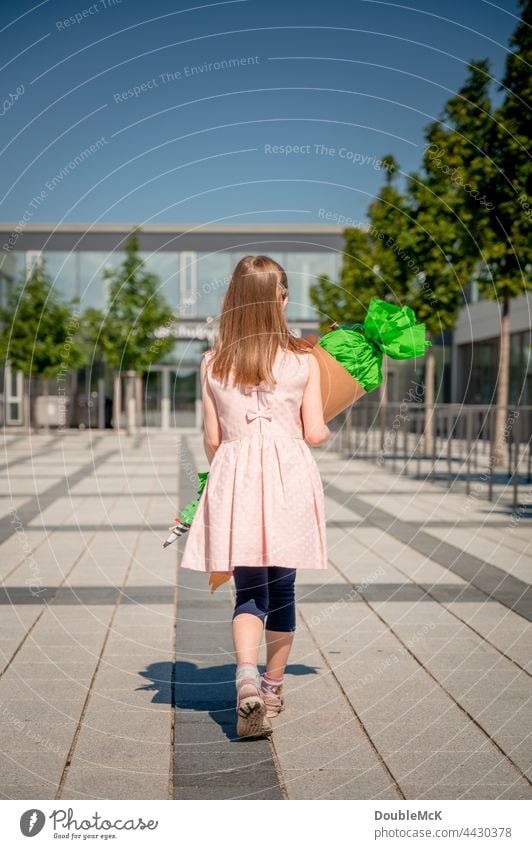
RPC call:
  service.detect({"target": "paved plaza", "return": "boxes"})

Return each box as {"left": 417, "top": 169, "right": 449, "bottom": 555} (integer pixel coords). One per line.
{"left": 0, "top": 429, "right": 531, "bottom": 800}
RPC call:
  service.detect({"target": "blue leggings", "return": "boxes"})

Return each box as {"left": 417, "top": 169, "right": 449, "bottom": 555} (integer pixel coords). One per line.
{"left": 232, "top": 566, "right": 297, "bottom": 632}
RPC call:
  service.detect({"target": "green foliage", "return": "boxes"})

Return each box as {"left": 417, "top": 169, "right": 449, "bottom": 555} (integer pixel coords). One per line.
{"left": 310, "top": 227, "right": 384, "bottom": 334}
{"left": 481, "top": 0, "right": 532, "bottom": 297}
{"left": 79, "top": 306, "right": 106, "bottom": 364}
{"left": 314, "top": 0, "right": 531, "bottom": 341}
{"left": 405, "top": 60, "right": 496, "bottom": 334}
{"left": 99, "top": 229, "right": 175, "bottom": 372}
{"left": 0, "top": 257, "right": 86, "bottom": 378}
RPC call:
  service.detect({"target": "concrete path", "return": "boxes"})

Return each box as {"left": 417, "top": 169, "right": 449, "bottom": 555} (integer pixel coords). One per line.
{"left": 0, "top": 430, "right": 530, "bottom": 800}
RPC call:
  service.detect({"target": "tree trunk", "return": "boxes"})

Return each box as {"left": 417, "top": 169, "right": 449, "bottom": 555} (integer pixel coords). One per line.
{"left": 423, "top": 341, "right": 435, "bottom": 456}
{"left": 494, "top": 293, "right": 511, "bottom": 468}
{"left": 43, "top": 376, "right": 50, "bottom": 434}
{"left": 29, "top": 374, "right": 39, "bottom": 435}
{"left": 135, "top": 373, "right": 142, "bottom": 429}
{"left": 379, "top": 361, "right": 388, "bottom": 452}
{"left": 125, "top": 371, "right": 136, "bottom": 436}
{"left": 113, "top": 372, "right": 121, "bottom": 433}
{"left": 22, "top": 375, "right": 30, "bottom": 432}
{"left": 125, "top": 375, "right": 131, "bottom": 437}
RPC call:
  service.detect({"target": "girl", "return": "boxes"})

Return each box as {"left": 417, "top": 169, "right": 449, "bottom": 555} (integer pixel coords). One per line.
{"left": 179, "top": 254, "right": 330, "bottom": 738}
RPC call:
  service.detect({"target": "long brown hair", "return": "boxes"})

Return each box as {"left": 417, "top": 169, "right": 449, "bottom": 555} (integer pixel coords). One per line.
{"left": 208, "top": 254, "right": 310, "bottom": 388}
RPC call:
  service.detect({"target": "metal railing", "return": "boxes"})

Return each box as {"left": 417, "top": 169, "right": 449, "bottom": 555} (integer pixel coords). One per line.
{"left": 336, "top": 403, "right": 532, "bottom": 505}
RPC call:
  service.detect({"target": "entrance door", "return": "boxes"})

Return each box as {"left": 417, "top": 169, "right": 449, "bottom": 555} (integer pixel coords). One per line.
{"left": 4, "top": 363, "right": 23, "bottom": 425}
{"left": 144, "top": 366, "right": 198, "bottom": 429}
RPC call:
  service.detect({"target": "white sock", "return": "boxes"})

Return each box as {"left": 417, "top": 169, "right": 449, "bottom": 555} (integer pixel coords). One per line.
{"left": 236, "top": 663, "right": 260, "bottom": 688}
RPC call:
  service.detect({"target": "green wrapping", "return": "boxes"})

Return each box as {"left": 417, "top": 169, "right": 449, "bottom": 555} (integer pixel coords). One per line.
{"left": 317, "top": 298, "right": 432, "bottom": 393}
{"left": 179, "top": 471, "right": 209, "bottom": 524}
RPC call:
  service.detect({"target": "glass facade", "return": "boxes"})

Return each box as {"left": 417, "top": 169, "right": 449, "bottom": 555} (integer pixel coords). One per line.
{"left": 3, "top": 249, "right": 340, "bottom": 322}
{"left": 0, "top": 244, "right": 342, "bottom": 427}
{"left": 1, "top": 231, "right": 531, "bottom": 428}
{"left": 458, "top": 330, "right": 532, "bottom": 406}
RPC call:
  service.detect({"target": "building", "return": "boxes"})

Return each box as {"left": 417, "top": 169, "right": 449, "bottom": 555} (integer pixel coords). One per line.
{"left": 2, "top": 223, "right": 529, "bottom": 430}
{"left": 453, "top": 287, "right": 532, "bottom": 407}
{"left": 0, "top": 223, "right": 344, "bottom": 428}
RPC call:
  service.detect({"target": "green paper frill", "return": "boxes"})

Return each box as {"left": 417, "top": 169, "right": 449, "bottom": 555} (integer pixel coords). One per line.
{"left": 178, "top": 471, "right": 210, "bottom": 524}
{"left": 317, "top": 298, "right": 432, "bottom": 393}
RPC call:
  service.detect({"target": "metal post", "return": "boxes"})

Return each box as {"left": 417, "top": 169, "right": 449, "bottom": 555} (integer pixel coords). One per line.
{"left": 98, "top": 375, "right": 105, "bottom": 430}
{"left": 430, "top": 405, "right": 437, "bottom": 483}
{"left": 403, "top": 408, "right": 408, "bottom": 475}
{"left": 465, "top": 409, "right": 472, "bottom": 495}
{"left": 513, "top": 408, "right": 521, "bottom": 507}
{"left": 488, "top": 405, "right": 496, "bottom": 502}
{"left": 161, "top": 369, "right": 171, "bottom": 431}
{"left": 447, "top": 411, "right": 453, "bottom": 488}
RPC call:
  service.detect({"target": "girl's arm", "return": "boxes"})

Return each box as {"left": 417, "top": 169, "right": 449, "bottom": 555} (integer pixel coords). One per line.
{"left": 200, "top": 355, "right": 222, "bottom": 464}
{"left": 301, "top": 354, "right": 331, "bottom": 446}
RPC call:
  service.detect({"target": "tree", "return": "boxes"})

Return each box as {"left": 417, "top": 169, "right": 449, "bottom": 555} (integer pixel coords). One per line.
{"left": 0, "top": 257, "right": 86, "bottom": 432}
{"left": 479, "top": 0, "right": 532, "bottom": 464}
{"left": 310, "top": 156, "right": 415, "bottom": 422}
{"left": 99, "top": 229, "right": 175, "bottom": 434}
{"left": 310, "top": 159, "right": 406, "bottom": 332}
{"left": 409, "top": 1, "right": 531, "bottom": 463}
{"left": 404, "top": 60, "right": 494, "bottom": 452}
{"left": 310, "top": 227, "right": 377, "bottom": 331}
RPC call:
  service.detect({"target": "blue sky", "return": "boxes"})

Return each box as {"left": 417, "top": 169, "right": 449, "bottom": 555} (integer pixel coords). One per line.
{"left": 0, "top": 0, "right": 521, "bottom": 227}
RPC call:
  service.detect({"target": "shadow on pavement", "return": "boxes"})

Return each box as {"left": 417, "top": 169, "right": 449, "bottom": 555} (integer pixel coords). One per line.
{"left": 137, "top": 660, "right": 319, "bottom": 740}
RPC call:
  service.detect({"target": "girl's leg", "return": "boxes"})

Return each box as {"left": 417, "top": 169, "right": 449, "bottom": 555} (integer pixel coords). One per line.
{"left": 232, "top": 567, "right": 269, "bottom": 666}
{"left": 265, "top": 567, "right": 297, "bottom": 677}
{"left": 232, "top": 567, "right": 272, "bottom": 737}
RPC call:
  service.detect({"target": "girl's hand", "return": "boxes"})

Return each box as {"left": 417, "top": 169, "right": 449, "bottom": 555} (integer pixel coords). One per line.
{"left": 208, "top": 572, "right": 233, "bottom": 593}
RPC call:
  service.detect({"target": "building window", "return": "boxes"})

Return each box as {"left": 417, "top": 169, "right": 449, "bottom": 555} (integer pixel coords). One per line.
{"left": 25, "top": 250, "right": 42, "bottom": 277}
{"left": 41, "top": 252, "right": 80, "bottom": 301}
{"left": 78, "top": 252, "right": 125, "bottom": 309}
{"left": 139, "top": 252, "right": 180, "bottom": 306}
{"left": 196, "top": 252, "right": 231, "bottom": 319}
{"left": 458, "top": 331, "right": 532, "bottom": 405}
{"left": 179, "top": 252, "right": 197, "bottom": 316}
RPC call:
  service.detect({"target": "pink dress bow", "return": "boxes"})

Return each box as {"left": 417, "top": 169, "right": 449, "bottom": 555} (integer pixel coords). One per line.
{"left": 242, "top": 382, "right": 274, "bottom": 424}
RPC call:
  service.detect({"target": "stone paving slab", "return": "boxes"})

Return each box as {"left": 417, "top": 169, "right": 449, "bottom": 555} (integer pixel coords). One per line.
{"left": 0, "top": 431, "right": 531, "bottom": 800}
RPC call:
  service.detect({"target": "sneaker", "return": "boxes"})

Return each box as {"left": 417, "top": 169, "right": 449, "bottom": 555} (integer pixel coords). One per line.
{"left": 260, "top": 676, "right": 285, "bottom": 718}
{"left": 236, "top": 676, "right": 273, "bottom": 738}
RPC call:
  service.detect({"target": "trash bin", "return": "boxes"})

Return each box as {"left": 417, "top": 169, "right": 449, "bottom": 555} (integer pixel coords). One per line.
{"left": 35, "top": 395, "right": 70, "bottom": 428}
{"left": 72, "top": 393, "right": 113, "bottom": 429}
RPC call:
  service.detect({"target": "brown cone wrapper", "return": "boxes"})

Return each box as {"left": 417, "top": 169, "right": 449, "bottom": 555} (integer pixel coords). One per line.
{"left": 298, "top": 338, "right": 366, "bottom": 423}
{"left": 208, "top": 572, "right": 232, "bottom": 592}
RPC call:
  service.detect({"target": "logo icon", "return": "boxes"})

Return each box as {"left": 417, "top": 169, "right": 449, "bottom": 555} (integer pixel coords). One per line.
{"left": 20, "top": 809, "right": 45, "bottom": 837}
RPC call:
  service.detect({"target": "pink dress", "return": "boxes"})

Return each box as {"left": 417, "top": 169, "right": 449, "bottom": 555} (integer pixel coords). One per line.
{"left": 179, "top": 347, "right": 328, "bottom": 572}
